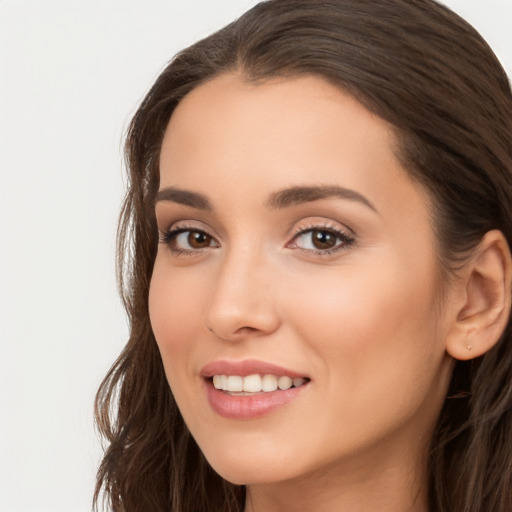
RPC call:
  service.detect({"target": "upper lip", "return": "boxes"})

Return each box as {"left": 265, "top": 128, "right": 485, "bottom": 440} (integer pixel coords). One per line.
{"left": 200, "top": 359, "right": 308, "bottom": 379}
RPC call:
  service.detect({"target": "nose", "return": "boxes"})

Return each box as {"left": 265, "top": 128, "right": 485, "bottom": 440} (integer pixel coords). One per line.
{"left": 203, "top": 248, "right": 281, "bottom": 342}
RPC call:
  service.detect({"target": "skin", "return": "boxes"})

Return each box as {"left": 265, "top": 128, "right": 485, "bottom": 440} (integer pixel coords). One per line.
{"left": 149, "top": 73, "right": 459, "bottom": 512}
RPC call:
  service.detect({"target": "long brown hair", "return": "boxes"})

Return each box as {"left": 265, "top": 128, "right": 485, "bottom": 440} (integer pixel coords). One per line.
{"left": 94, "top": 1, "right": 512, "bottom": 510}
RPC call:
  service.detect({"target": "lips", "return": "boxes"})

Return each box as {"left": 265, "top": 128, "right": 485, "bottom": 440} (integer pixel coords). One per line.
{"left": 201, "top": 359, "right": 310, "bottom": 419}
{"left": 201, "top": 359, "right": 308, "bottom": 379}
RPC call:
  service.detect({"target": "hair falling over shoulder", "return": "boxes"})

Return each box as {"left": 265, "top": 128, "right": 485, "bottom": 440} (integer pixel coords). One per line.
{"left": 94, "top": 1, "right": 512, "bottom": 510}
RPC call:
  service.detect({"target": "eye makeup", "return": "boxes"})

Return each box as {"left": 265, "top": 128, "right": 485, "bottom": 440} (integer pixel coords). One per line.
{"left": 158, "top": 218, "right": 357, "bottom": 258}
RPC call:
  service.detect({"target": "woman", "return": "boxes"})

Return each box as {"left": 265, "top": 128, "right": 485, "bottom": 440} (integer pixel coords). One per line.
{"left": 94, "top": 1, "right": 512, "bottom": 511}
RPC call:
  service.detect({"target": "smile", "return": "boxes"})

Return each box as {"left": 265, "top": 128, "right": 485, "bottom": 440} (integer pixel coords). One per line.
{"left": 201, "top": 360, "right": 310, "bottom": 419}
{"left": 212, "top": 374, "right": 308, "bottom": 394}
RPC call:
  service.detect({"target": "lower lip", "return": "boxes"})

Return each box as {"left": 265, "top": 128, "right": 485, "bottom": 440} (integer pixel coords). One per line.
{"left": 205, "top": 380, "right": 307, "bottom": 420}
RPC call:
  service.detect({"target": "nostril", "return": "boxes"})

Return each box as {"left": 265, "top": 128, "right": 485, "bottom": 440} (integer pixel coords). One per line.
{"left": 203, "top": 286, "right": 282, "bottom": 341}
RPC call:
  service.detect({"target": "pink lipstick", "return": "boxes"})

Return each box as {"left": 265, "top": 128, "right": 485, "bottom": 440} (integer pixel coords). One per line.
{"left": 201, "top": 359, "right": 310, "bottom": 420}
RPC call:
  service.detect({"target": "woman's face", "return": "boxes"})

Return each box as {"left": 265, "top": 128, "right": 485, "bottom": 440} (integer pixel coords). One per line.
{"left": 149, "top": 74, "right": 455, "bottom": 486}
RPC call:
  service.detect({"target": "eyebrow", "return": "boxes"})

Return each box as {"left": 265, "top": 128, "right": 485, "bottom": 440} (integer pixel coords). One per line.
{"left": 266, "top": 185, "right": 377, "bottom": 212}
{"left": 155, "top": 187, "right": 212, "bottom": 210}
{"left": 154, "top": 184, "right": 377, "bottom": 213}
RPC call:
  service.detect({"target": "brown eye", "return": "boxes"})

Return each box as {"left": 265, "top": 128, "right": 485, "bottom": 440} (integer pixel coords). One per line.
{"left": 311, "top": 230, "right": 337, "bottom": 249}
{"left": 187, "top": 231, "right": 213, "bottom": 248}
{"left": 161, "top": 228, "right": 219, "bottom": 252}
{"left": 290, "top": 227, "right": 354, "bottom": 253}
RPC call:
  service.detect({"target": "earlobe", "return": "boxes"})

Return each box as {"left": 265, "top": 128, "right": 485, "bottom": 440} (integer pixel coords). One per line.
{"left": 445, "top": 230, "right": 512, "bottom": 361}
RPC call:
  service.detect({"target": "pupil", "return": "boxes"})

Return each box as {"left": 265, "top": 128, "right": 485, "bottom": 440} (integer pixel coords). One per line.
{"left": 189, "top": 231, "right": 210, "bottom": 248}
{"left": 313, "top": 230, "right": 336, "bottom": 249}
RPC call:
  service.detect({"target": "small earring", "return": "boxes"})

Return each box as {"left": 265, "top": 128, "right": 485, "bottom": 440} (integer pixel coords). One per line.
{"left": 466, "top": 345, "right": 472, "bottom": 352}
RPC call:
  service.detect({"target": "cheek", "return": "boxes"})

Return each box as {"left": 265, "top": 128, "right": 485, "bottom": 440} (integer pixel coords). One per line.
{"left": 285, "top": 254, "right": 445, "bottom": 405}
{"left": 289, "top": 257, "right": 438, "bottom": 347}
{"left": 148, "top": 260, "right": 204, "bottom": 381}
{"left": 278, "top": 263, "right": 448, "bottom": 461}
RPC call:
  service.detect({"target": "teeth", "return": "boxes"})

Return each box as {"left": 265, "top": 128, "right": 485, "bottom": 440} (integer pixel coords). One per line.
{"left": 226, "top": 375, "right": 243, "bottom": 392}
{"left": 212, "top": 374, "right": 308, "bottom": 393}
{"left": 262, "top": 374, "right": 278, "bottom": 392}
{"left": 293, "top": 377, "right": 306, "bottom": 388}
{"left": 278, "top": 376, "right": 293, "bottom": 390}
{"left": 243, "top": 374, "right": 262, "bottom": 392}
{"left": 213, "top": 375, "right": 222, "bottom": 389}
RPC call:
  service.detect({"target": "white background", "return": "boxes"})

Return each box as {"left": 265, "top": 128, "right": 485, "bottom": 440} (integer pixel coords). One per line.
{"left": 0, "top": 1, "right": 511, "bottom": 511}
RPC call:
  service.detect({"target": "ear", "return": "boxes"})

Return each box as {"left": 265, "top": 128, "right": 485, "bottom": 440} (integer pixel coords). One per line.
{"left": 445, "top": 230, "right": 512, "bottom": 361}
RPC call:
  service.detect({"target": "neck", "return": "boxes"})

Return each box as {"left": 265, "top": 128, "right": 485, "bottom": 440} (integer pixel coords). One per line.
{"left": 244, "top": 435, "right": 430, "bottom": 512}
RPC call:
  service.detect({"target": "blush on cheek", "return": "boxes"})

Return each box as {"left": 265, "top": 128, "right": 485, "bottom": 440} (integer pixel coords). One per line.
{"left": 149, "top": 268, "right": 194, "bottom": 338}
{"left": 148, "top": 274, "right": 207, "bottom": 392}
{"left": 298, "top": 267, "right": 437, "bottom": 380}
{"left": 151, "top": 309, "right": 191, "bottom": 363}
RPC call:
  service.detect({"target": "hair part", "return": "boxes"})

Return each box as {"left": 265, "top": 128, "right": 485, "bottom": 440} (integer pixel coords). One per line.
{"left": 95, "top": 1, "right": 512, "bottom": 511}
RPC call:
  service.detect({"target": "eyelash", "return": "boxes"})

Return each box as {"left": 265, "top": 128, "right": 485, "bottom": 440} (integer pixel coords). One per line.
{"left": 287, "top": 223, "right": 356, "bottom": 255}
{"left": 159, "top": 224, "right": 217, "bottom": 255}
{"left": 159, "top": 223, "right": 356, "bottom": 256}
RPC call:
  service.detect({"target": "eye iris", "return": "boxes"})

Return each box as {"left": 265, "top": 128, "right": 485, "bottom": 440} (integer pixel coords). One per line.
{"left": 188, "top": 231, "right": 211, "bottom": 248}
{"left": 312, "top": 230, "right": 337, "bottom": 249}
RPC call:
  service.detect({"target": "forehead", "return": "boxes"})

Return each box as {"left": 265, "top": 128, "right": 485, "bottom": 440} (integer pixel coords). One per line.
{"left": 162, "top": 73, "right": 395, "bottom": 157}
{"left": 158, "top": 73, "right": 431, "bottom": 225}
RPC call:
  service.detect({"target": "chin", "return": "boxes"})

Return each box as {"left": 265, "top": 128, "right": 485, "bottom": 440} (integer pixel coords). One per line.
{"left": 200, "top": 442, "right": 300, "bottom": 486}
{"left": 210, "top": 463, "right": 290, "bottom": 486}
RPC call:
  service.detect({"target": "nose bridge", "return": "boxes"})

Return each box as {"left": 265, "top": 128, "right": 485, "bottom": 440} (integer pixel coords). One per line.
{"left": 204, "top": 241, "right": 279, "bottom": 340}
